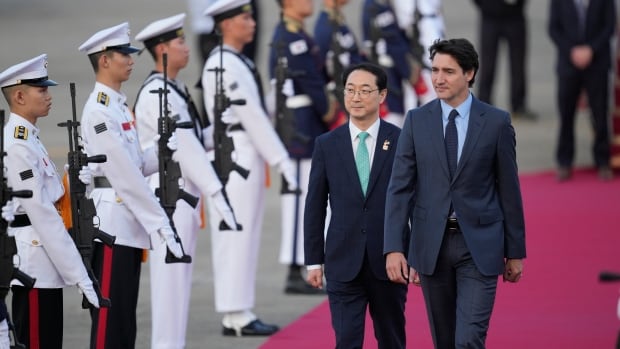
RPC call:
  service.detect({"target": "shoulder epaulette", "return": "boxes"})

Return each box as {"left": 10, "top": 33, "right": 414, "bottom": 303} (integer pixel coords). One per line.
{"left": 14, "top": 125, "right": 28, "bottom": 140}
{"left": 97, "top": 92, "right": 109, "bottom": 106}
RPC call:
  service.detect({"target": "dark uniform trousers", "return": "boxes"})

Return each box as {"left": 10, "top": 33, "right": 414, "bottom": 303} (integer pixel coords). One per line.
{"left": 12, "top": 286, "right": 63, "bottom": 349}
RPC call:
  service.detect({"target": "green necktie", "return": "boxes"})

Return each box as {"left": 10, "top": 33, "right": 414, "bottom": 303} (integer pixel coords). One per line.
{"left": 356, "top": 131, "right": 370, "bottom": 195}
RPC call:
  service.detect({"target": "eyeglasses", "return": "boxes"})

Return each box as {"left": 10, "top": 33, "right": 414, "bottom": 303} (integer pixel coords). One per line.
{"left": 343, "top": 88, "right": 380, "bottom": 98}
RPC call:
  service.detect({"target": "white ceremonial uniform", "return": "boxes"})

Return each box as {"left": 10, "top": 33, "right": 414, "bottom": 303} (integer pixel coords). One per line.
{"left": 81, "top": 82, "right": 169, "bottom": 247}
{"left": 4, "top": 113, "right": 89, "bottom": 288}
{"left": 134, "top": 74, "right": 222, "bottom": 349}
{"left": 393, "top": 0, "right": 445, "bottom": 104}
{"left": 202, "top": 45, "right": 290, "bottom": 313}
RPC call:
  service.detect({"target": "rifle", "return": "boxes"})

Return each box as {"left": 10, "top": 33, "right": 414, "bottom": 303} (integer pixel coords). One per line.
{"left": 1, "top": 109, "right": 35, "bottom": 349}
{"left": 208, "top": 30, "right": 248, "bottom": 230}
{"left": 150, "top": 53, "right": 196, "bottom": 263}
{"left": 328, "top": 3, "right": 346, "bottom": 109}
{"left": 57, "top": 83, "right": 115, "bottom": 309}
{"left": 409, "top": 3, "right": 428, "bottom": 69}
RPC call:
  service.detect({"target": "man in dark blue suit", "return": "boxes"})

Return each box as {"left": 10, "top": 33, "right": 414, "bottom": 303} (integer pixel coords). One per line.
{"left": 384, "top": 38, "right": 526, "bottom": 349}
{"left": 548, "top": 0, "right": 615, "bottom": 181}
{"left": 305, "top": 62, "right": 407, "bottom": 348}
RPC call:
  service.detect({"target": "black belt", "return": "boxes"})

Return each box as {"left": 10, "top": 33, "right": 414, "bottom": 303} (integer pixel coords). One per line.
{"left": 10, "top": 214, "right": 31, "bottom": 228}
{"left": 228, "top": 123, "right": 244, "bottom": 132}
{"left": 446, "top": 217, "right": 460, "bottom": 233}
{"left": 93, "top": 176, "right": 112, "bottom": 188}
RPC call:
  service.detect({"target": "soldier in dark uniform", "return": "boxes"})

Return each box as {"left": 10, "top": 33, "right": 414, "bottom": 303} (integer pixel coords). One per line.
{"left": 314, "top": 0, "right": 365, "bottom": 129}
{"left": 362, "top": 0, "right": 421, "bottom": 127}
{"left": 270, "top": 0, "right": 336, "bottom": 295}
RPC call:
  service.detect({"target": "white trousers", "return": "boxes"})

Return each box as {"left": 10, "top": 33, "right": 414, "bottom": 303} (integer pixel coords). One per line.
{"left": 207, "top": 137, "right": 265, "bottom": 313}
{"left": 0, "top": 319, "right": 9, "bottom": 349}
{"left": 279, "top": 158, "right": 312, "bottom": 266}
{"left": 149, "top": 201, "right": 200, "bottom": 349}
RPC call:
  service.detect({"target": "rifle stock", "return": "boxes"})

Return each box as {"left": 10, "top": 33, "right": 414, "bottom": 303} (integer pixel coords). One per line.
{"left": 58, "top": 83, "right": 114, "bottom": 309}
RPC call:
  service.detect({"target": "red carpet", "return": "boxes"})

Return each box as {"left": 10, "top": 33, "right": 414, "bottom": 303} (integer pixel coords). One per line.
{"left": 261, "top": 169, "right": 620, "bottom": 348}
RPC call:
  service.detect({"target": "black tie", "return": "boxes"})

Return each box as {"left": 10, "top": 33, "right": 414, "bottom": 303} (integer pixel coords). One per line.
{"left": 445, "top": 109, "right": 459, "bottom": 179}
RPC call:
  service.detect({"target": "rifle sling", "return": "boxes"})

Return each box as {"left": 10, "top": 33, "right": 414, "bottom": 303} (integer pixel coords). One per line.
{"left": 93, "top": 176, "right": 112, "bottom": 188}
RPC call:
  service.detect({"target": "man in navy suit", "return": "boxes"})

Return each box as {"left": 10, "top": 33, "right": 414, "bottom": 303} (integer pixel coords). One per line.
{"left": 548, "top": 0, "right": 615, "bottom": 181}
{"left": 305, "top": 62, "right": 407, "bottom": 348}
{"left": 384, "top": 38, "right": 526, "bottom": 349}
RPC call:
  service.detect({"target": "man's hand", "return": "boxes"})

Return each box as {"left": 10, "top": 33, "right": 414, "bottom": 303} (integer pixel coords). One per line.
{"left": 386, "top": 252, "right": 411, "bottom": 285}
{"left": 503, "top": 258, "right": 523, "bottom": 283}
{"left": 211, "top": 190, "right": 238, "bottom": 230}
{"left": 158, "top": 226, "right": 183, "bottom": 258}
{"left": 1, "top": 199, "right": 15, "bottom": 222}
{"left": 77, "top": 277, "right": 100, "bottom": 308}
{"left": 570, "top": 45, "right": 593, "bottom": 69}
{"left": 279, "top": 159, "right": 298, "bottom": 192}
{"left": 307, "top": 268, "right": 324, "bottom": 289}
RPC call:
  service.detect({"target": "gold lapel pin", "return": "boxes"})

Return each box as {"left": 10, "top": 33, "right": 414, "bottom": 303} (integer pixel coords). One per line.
{"left": 382, "top": 140, "right": 390, "bottom": 150}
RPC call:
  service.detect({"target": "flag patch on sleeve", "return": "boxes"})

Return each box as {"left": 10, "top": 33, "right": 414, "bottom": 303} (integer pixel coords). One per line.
{"left": 94, "top": 123, "right": 107, "bottom": 134}
{"left": 19, "top": 169, "right": 34, "bottom": 181}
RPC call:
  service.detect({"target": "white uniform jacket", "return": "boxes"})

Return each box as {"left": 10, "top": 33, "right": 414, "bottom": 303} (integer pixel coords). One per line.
{"left": 134, "top": 74, "right": 222, "bottom": 226}
{"left": 202, "top": 45, "right": 289, "bottom": 168}
{"left": 80, "top": 82, "right": 168, "bottom": 249}
{"left": 4, "top": 113, "right": 89, "bottom": 288}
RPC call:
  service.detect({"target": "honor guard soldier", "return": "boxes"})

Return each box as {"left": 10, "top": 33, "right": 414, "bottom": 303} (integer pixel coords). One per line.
{"left": 314, "top": 0, "right": 365, "bottom": 129}
{"left": 202, "top": 0, "right": 297, "bottom": 336}
{"left": 362, "top": 0, "right": 424, "bottom": 127}
{"left": 78, "top": 23, "right": 184, "bottom": 349}
{"left": 0, "top": 54, "right": 99, "bottom": 349}
{"left": 271, "top": 0, "right": 335, "bottom": 296}
{"left": 133, "top": 13, "right": 237, "bottom": 348}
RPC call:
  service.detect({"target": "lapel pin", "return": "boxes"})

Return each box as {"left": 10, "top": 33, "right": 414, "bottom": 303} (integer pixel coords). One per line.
{"left": 382, "top": 140, "right": 390, "bottom": 151}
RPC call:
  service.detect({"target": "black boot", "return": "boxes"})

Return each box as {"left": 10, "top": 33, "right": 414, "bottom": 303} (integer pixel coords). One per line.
{"left": 284, "top": 265, "right": 325, "bottom": 295}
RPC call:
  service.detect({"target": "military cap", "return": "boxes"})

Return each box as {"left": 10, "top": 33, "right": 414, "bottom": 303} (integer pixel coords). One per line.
{"left": 203, "top": 0, "right": 252, "bottom": 23}
{"left": 0, "top": 54, "right": 58, "bottom": 89}
{"left": 135, "top": 13, "right": 186, "bottom": 49}
{"left": 78, "top": 22, "right": 140, "bottom": 55}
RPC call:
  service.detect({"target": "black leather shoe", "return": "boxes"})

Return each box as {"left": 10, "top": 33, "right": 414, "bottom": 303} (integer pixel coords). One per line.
{"left": 222, "top": 319, "right": 279, "bottom": 337}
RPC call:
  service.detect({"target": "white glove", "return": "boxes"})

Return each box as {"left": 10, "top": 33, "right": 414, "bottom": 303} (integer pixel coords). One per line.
{"left": 211, "top": 190, "right": 238, "bottom": 230}
{"left": 77, "top": 277, "right": 100, "bottom": 308}
{"left": 1, "top": 199, "right": 15, "bottom": 222}
{"left": 152, "top": 132, "right": 178, "bottom": 153}
{"left": 279, "top": 159, "right": 298, "bottom": 192}
{"left": 158, "top": 226, "right": 183, "bottom": 258}
{"left": 202, "top": 126, "right": 215, "bottom": 150}
{"left": 282, "top": 78, "right": 295, "bottom": 97}
{"left": 78, "top": 166, "right": 92, "bottom": 185}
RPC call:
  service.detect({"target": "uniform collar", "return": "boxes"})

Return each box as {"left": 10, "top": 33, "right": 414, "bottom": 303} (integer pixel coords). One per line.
{"left": 324, "top": 7, "right": 344, "bottom": 24}
{"left": 283, "top": 16, "right": 304, "bottom": 33}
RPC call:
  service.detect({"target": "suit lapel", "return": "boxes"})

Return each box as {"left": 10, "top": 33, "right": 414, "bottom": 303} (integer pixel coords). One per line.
{"left": 334, "top": 125, "right": 365, "bottom": 199}
{"left": 428, "top": 101, "right": 451, "bottom": 180}
{"left": 453, "top": 97, "right": 485, "bottom": 182}
{"left": 366, "top": 120, "right": 393, "bottom": 198}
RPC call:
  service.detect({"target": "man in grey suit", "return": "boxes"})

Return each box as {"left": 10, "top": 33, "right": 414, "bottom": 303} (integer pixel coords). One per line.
{"left": 305, "top": 62, "right": 407, "bottom": 348}
{"left": 384, "top": 38, "right": 526, "bottom": 349}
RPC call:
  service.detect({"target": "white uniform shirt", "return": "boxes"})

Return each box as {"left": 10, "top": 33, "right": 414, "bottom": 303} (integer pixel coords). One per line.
{"left": 134, "top": 74, "right": 223, "bottom": 224}
{"left": 80, "top": 82, "right": 168, "bottom": 249}
{"left": 202, "top": 45, "right": 289, "bottom": 167}
{"left": 4, "top": 113, "right": 88, "bottom": 288}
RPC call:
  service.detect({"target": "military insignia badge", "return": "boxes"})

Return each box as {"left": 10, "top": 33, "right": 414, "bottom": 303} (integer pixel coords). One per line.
{"left": 97, "top": 92, "right": 110, "bottom": 106}
{"left": 14, "top": 126, "right": 28, "bottom": 140}
{"left": 289, "top": 39, "right": 308, "bottom": 56}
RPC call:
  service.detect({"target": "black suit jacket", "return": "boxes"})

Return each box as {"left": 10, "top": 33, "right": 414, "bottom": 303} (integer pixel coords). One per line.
{"left": 548, "top": 0, "right": 615, "bottom": 75}
{"left": 304, "top": 120, "right": 403, "bottom": 282}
